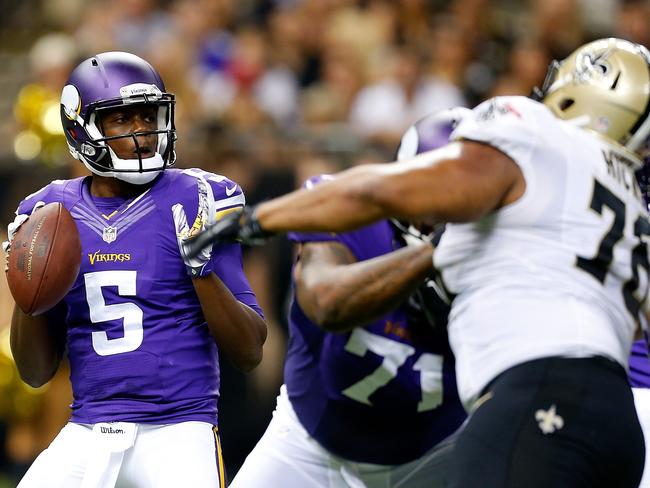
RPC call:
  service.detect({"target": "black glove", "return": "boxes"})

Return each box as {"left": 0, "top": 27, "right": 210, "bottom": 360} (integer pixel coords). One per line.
{"left": 185, "top": 205, "right": 272, "bottom": 259}
{"left": 406, "top": 277, "right": 451, "bottom": 335}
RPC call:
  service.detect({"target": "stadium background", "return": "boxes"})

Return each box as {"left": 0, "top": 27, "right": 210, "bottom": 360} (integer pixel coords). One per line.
{"left": 0, "top": 0, "right": 644, "bottom": 485}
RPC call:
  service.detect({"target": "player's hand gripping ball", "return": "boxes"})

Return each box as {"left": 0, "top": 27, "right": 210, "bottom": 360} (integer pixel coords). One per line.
{"left": 4, "top": 202, "right": 81, "bottom": 315}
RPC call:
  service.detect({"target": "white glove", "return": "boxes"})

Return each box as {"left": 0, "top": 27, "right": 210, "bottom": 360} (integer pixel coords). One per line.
{"left": 172, "top": 176, "right": 216, "bottom": 277}
{"left": 402, "top": 225, "right": 434, "bottom": 248}
{"left": 3, "top": 201, "right": 45, "bottom": 272}
{"left": 390, "top": 219, "right": 434, "bottom": 248}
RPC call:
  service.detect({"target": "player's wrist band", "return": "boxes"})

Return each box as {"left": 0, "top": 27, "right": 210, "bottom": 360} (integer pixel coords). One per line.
{"left": 240, "top": 206, "right": 272, "bottom": 244}
{"left": 188, "top": 262, "right": 212, "bottom": 278}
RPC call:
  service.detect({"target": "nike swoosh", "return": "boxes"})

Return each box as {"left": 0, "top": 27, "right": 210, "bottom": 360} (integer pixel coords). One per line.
{"left": 225, "top": 185, "right": 237, "bottom": 196}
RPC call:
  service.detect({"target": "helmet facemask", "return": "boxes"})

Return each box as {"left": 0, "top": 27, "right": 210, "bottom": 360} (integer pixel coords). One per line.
{"left": 69, "top": 88, "right": 176, "bottom": 185}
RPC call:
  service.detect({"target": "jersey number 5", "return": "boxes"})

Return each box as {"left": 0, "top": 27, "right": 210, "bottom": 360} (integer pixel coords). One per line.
{"left": 84, "top": 270, "right": 144, "bottom": 356}
{"left": 576, "top": 179, "right": 650, "bottom": 319}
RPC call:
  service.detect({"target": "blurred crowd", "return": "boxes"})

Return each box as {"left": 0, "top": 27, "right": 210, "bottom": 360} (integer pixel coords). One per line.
{"left": 0, "top": 0, "right": 649, "bottom": 485}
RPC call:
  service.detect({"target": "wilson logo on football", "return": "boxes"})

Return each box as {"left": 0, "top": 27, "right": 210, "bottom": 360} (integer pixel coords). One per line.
{"left": 88, "top": 251, "right": 132, "bottom": 265}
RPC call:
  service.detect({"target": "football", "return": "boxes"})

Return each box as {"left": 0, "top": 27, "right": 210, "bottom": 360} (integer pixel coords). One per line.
{"left": 6, "top": 202, "right": 81, "bottom": 315}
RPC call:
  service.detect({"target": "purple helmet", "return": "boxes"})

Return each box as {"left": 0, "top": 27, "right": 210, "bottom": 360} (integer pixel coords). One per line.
{"left": 60, "top": 51, "right": 176, "bottom": 184}
{"left": 393, "top": 107, "right": 471, "bottom": 240}
{"left": 396, "top": 107, "right": 470, "bottom": 161}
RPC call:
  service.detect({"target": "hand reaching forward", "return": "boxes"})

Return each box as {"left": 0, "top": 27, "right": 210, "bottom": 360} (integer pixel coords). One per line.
{"left": 184, "top": 206, "right": 271, "bottom": 260}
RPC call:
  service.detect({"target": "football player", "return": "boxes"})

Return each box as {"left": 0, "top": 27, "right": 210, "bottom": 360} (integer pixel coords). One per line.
{"left": 3, "top": 52, "right": 267, "bottom": 488}
{"left": 189, "top": 38, "right": 650, "bottom": 487}
{"left": 229, "top": 111, "right": 466, "bottom": 488}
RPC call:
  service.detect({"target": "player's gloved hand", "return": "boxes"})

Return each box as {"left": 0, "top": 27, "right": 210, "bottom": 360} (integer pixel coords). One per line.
{"left": 390, "top": 219, "right": 434, "bottom": 248}
{"left": 2, "top": 201, "right": 45, "bottom": 272}
{"left": 406, "top": 277, "right": 451, "bottom": 336}
{"left": 172, "top": 176, "right": 217, "bottom": 278}
{"left": 184, "top": 205, "right": 271, "bottom": 260}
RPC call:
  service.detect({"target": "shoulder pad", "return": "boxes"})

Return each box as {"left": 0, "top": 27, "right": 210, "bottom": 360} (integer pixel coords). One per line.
{"left": 178, "top": 168, "right": 245, "bottom": 215}
{"left": 17, "top": 179, "right": 70, "bottom": 215}
{"left": 451, "top": 96, "right": 546, "bottom": 165}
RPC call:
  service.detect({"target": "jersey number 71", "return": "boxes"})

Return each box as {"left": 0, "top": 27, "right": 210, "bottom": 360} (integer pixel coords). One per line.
{"left": 342, "top": 329, "right": 444, "bottom": 412}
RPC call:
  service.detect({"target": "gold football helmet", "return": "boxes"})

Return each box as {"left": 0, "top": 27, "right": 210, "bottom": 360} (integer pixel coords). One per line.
{"left": 534, "top": 38, "right": 650, "bottom": 167}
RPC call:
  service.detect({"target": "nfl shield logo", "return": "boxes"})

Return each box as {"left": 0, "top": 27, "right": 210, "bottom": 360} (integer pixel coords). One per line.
{"left": 102, "top": 226, "right": 117, "bottom": 243}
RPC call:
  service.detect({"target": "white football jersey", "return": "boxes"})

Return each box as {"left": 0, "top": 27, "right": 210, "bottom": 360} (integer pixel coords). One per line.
{"left": 435, "top": 96, "right": 650, "bottom": 407}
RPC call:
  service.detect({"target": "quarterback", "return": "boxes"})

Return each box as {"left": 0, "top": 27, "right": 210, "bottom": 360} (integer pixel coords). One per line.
{"left": 3, "top": 52, "right": 267, "bottom": 488}
{"left": 190, "top": 38, "right": 650, "bottom": 486}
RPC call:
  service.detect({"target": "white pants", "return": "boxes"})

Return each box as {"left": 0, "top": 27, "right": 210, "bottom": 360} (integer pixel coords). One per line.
{"left": 17, "top": 421, "right": 225, "bottom": 488}
{"left": 231, "top": 385, "right": 458, "bottom": 488}
{"left": 634, "top": 388, "right": 650, "bottom": 488}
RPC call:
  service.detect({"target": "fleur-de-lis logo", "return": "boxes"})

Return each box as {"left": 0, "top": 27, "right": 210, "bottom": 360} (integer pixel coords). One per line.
{"left": 576, "top": 48, "right": 613, "bottom": 84}
{"left": 535, "top": 404, "right": 564, "bottom": 434}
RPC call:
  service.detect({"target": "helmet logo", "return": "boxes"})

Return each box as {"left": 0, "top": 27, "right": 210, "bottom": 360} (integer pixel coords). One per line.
{"left": 119, "top": 83, "right": 162, "bottom": 103}
{"left": 80, "top": 143, "right": 96, "bottom": 156}
{"left": 61, "top": 85, "right": 82, "bottom": 121}
{"left": 576, "top": 49, "right": 613, "bottom": 84}
{"left": 594, "top": 116, "right": 611, "bottom": 133}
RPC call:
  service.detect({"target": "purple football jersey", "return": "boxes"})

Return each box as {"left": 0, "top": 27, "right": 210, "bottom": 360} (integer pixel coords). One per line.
{"left": 283, "top": 175, "right": 466, "bottom": 465}
{"left": 15, "top": 168, "right": 262, "bottom": 425}
{"left": 629, "top": 339, "right": 650, "bottom": 388}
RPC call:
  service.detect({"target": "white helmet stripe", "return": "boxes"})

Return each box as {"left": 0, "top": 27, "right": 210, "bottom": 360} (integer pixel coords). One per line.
{"left": 626, "top": 112, "right": 650, "bottom": 153}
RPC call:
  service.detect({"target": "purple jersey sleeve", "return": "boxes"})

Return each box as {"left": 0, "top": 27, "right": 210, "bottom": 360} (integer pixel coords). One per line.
{"left": 211, "top": 241, "right": 263, "bottom": 318}
{"left": 15, "top": 179, "right": 82, "bottom": 215}
{"left": 287, "top": 175, "right": 341, "bottom": 245}
{"left": 195, "top": 168, "right": 264, "bottom": 317}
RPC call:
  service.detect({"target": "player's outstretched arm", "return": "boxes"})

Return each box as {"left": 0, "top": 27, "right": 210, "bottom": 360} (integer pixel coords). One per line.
{"left": 257, "top": 141, "right": 524, "bottom": 233}
{"left": 192, "top": 274, "right": 267, "bottom": 372}
{"left": 183, "top": 141, "right": 524, "bottom": 259}
{"left": 295, "top": 240, "right": 434, "bottom": 332}
{"left": 10, "top": 306, "right": 66, "bottom": 387}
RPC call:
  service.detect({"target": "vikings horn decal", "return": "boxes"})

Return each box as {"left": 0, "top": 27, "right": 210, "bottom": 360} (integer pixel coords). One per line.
{"left": 61, "top": 85, "right": 82, "bottom": 122}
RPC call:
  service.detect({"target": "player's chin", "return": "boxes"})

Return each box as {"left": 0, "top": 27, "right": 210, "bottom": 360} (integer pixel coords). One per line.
{"left": 135, "top": 149, "right": 154, "bottom": 159}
